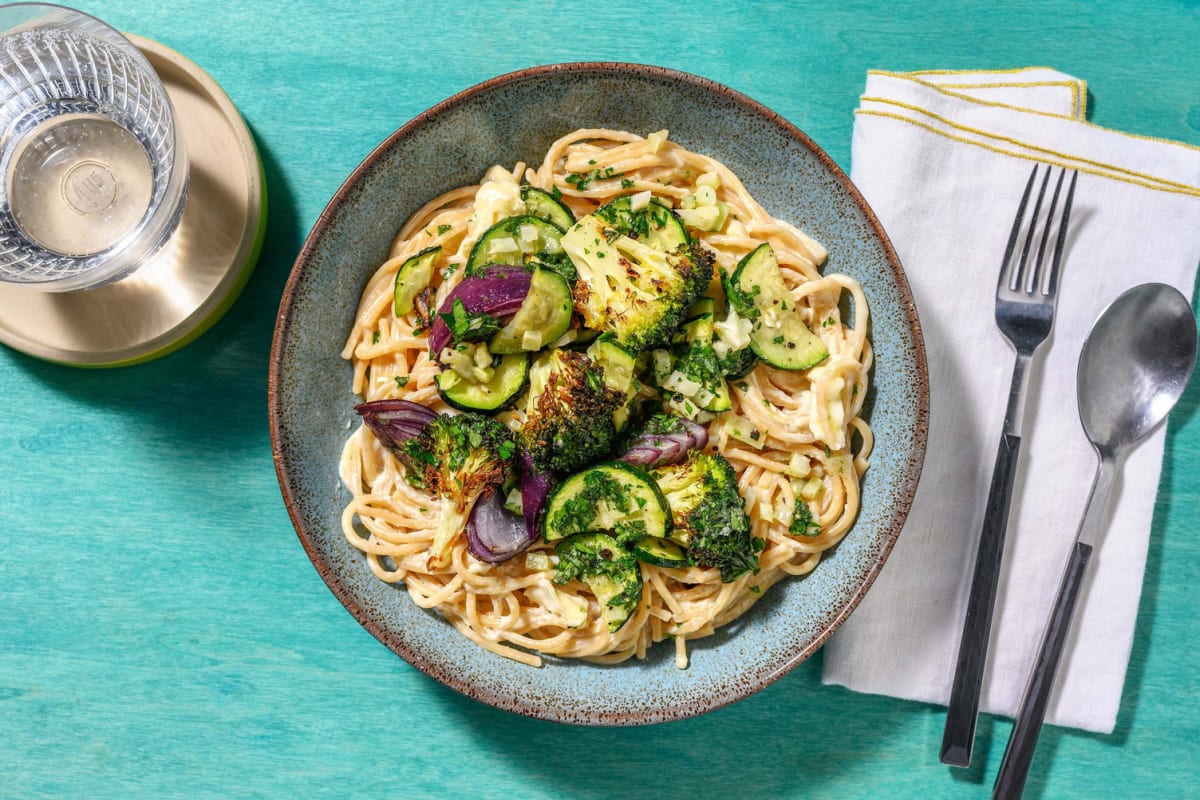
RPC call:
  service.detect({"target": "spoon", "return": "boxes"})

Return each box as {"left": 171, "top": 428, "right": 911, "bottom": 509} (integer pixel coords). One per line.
{"left": 993, "top": 282, "right": 1197, "bottom": 799}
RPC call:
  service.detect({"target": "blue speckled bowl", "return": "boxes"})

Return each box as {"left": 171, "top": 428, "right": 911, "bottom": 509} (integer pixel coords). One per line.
{"left": 269, "top": 63, "right": 928, "bottom": 725}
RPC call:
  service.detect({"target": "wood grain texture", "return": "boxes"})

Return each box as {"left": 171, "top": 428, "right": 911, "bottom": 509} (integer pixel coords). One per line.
{"left": 2, "top": 1, "right": 1198, "bottom": 798}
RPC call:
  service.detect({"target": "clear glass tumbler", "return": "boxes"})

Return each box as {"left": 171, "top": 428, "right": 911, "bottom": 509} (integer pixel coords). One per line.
{"left": 0, "top": 3, "right": 187, "bottom": 292}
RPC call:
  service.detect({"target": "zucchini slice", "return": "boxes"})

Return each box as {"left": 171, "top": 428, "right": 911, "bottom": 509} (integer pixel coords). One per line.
{"left": 553, "top": 532, "right": 643, "bottom": 632}
{"left": 726, "top": 243, "right": 828, "bottom": 370}
{"left": 393, "top": 245, "right": 441, "bottom": 316}
{"left": 594, "top": 194, "right": 689, "bottom": 252}
{"left": 587, "top": 334, "right": 640, "bottom": 431}
{"left": 630, "top": 536, "right": 692, "bottom": 568}
{"left": 542, "top": 462, "right": 671, "bottom": 543}
{"left": 466, "top": 215, "right": 565, "bottom": 275}
{"left": 660, "top": 315, "right": 733, "bottom": 415}
{"left": 436, "top": 352, "right": 529, "bottom": 412}
{"left": 588, "top": 334, "right": 637, "bottom": 393}
{"left": 680, "top": 313, "right": 714, "bottom": 346}
{"left": 489, "top": 267, "right": 573, "bottom": 354}
{"left": 521, "top": 185, "right": 575, "bottom": 230}
{"left": 686, "top": 297, "right": 716, "bottom": 321}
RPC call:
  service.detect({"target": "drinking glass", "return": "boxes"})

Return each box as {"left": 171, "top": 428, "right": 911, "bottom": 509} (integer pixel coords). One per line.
{"left": 0, "top": 3, "right": 187, "bottom": 292}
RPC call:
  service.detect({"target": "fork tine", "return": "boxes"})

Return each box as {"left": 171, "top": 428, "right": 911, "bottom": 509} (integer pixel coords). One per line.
{"left": 1029, "top": 169, "right": 1066, "bottom": 294}
{"left": 1014, "top": 167, "right": 1053, "bottom": 292}
{"left": 1043, "top": 171, "right": 1079, "bottom": 297}
{"left": 1000, "top": 166, "right": 1040, "bottom": 291}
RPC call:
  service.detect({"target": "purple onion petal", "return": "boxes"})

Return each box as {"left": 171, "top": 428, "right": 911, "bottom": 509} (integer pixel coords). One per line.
{"left": 618, "top": 414, "right": 710, "bottom": 467}
{"left": 679, "top": 419, "right": 709, "bottom": 451}
{"left": 355, "top": 399, "right": 437, "bottom": 448}
{"left": 470, "top": 264, "right": 532, "bottom": 282}
{"left": 620, "top": 446, "right": 665, "bottom": 466}
{"left": 428, "top": 274, "right": 533, "bottom": 355}
{"left": 653, "top": 437, "right": 684, "bottom": 464}
{"left": 519, "top": 450, "right": 554, "bottom": 537}
{"left": 466, "top": 490, "right": 537, "bottom": 563}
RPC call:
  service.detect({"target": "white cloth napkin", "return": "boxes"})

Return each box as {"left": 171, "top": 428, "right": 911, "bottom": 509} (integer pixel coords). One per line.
{"left": 821, "top": 68, "right": 1200, "bottom": 734}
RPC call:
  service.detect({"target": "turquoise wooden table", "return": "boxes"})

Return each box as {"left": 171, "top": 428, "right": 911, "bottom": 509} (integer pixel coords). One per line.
{"left": 3, "top": 2, "right": 1197, "bottom": 797}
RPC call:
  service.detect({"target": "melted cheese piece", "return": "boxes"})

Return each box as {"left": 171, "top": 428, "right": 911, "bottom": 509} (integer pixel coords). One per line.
{"left": 467, "top": 165, "right": 525, "bottom": 242}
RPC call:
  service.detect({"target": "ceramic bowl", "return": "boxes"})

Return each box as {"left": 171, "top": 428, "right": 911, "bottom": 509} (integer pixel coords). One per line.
{"left": 269, "top": 63, "right": 928, "bottom": 725}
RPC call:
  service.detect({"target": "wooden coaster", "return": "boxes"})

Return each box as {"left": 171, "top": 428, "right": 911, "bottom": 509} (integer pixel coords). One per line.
{"left": 0, "top": 34, "right": 266, "bottom": 367}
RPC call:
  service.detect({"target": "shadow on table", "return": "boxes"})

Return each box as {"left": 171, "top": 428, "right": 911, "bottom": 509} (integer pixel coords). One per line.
{"left": 432, "top": 651, "right": 915, "bottom": 800}
{"left": 8, "top": 126, "right": 301, "bottom": 461}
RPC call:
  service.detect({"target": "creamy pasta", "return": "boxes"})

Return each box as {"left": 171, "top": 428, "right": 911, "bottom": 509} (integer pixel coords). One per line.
{"left": 339, "top": 129, "right": 872, "bottom": 668}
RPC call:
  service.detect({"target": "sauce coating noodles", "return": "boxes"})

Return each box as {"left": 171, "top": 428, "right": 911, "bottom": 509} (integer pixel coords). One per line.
{"left": 339, "top": 129, "right": 872, "bottom": 668}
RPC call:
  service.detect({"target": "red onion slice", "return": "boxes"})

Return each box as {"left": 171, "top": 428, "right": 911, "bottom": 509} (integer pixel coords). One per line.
{"left": 519, "top": 449, "right": 553, "bottom": 536}
{"left": 620, "top": 446, "right": 665, "bottom": 466}
{"left": 355, "top": 399, "right": 437, "bottom": 448}
{"left": 427, "top": 274, "right": 533, "bottom": 355}
{"left": 466, "top": 490, "right": 536, "bottom": 563}
{"left": 619, "top": 415, "right": 710, "bottom": 467}
{"left": 470, "top": 263, "right": 531, "bottom": 282}
{"left": 465, "top": 448, "right": 552, "bottom": 564}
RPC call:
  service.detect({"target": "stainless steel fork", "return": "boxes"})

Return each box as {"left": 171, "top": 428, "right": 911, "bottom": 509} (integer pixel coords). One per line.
{"left": 940, "top": 165, "right": 1079, "bottom": 768}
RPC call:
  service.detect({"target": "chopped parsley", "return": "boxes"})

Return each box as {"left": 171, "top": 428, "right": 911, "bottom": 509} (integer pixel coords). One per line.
{"left": 395, "top": 376, "right": 409, "bottom": 389}
{"left": 789, "top": 502, "right": 821, "bottom": 537}
{"left": 438, "top": 298, "right": 502, "bottom": 344}
{"left": 565, "top": 166, "right": 623, "bottom": 192}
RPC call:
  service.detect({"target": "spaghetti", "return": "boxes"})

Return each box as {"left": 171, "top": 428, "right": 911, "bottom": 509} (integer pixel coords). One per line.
{"left": 339, "top": 129, "right": 872, "bottom": 668}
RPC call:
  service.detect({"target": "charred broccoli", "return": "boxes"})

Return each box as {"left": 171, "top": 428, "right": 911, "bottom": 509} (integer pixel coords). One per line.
{"left": 520, "top": 348, "right": 625, "bottom": 475}
{"left": 649, "top": 451, "right": 759, "bottom": 582}
{"left": 560, "top": 206, "right": 714, "bottom": 352}
{"left": 400, "top": 412, "right": 518, "bottom": 568}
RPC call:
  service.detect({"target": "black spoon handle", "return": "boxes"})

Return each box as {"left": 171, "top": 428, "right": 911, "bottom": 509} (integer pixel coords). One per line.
{"left": 992, "top": 541, "right": 1093, "bottom": 800}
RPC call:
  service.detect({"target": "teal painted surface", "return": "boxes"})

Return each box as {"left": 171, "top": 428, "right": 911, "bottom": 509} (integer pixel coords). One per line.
{"left": 1, "top": 1, "right": 1196, "bottom": 797}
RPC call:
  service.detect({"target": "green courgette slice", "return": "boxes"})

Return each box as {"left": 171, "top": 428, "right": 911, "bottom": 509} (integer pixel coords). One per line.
{"left": 553, "top": 532, "right": 643, "bottom": 632}
{"left": 594, "top": 194, "right": 689, "bottom": 252}
{"left": 393, "top": 245, "right": 441, "bottom": 316}
{"left": 726, "top": 242, "right": 828, "bottom": 370}
{"left": 489, "top": 268, "right": 573, "bottom": 354}
{"left": 630, "top": 536, "right": 693, "bottom": 568}
{"left": 521, "top": 185, "right": 575, "bottom": 230}
{"left": 542, "top": 462, "right": 671, "bottom": 543}
{"left": 466, "top": 215, "right": 565, "bottom": 275}
{"left": 436, "top": 352, "right": 530, "bottom": 412}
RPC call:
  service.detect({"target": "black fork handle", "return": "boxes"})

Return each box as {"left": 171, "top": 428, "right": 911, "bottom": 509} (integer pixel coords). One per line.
{"left": 940, "top": 431, "right": 1022, "bottom": 767}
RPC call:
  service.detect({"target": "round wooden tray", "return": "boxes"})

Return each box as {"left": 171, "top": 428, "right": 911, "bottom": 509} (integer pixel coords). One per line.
{"left": 0, "top": 34, "right": 266, "bottom": 367}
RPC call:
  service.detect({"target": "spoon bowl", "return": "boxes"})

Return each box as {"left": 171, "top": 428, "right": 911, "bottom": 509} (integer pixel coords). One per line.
{"left": 1077, "top": 283, "right": 1198, "bottom": 453}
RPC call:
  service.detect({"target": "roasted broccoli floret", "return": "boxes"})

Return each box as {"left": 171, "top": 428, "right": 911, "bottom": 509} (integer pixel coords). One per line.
{"left": 400, "top": 412, "right": 518, "bottom": 568}
{"left": 560, "top": 213, "right": 714, "bottom": 351}
{"left": 520, "top": 348, "right": 625, "bottom": 475}
{"left": 649, "top": 451, "right": 758, "bottom": 582}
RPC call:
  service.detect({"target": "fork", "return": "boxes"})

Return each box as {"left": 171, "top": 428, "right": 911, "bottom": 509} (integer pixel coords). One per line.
{"left": 940, "top": 165, "right": 1079, "bottom": 768}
